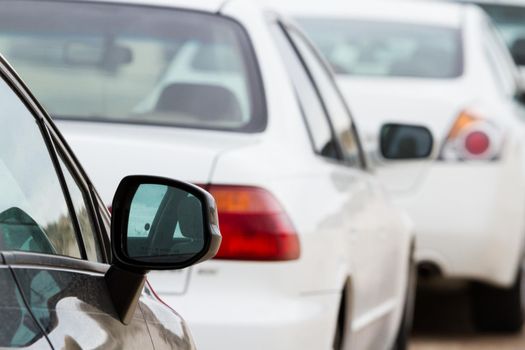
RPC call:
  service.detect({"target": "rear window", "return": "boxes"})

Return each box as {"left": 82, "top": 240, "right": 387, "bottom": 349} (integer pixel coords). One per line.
{"left": 0, "top": 1, "right": 265, "bottom": 132}
{"left": 297, "top": 18, "right": 463, "bottom": 79}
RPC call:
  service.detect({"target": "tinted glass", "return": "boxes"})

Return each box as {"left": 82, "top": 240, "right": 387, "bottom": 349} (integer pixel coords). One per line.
{"left": 0, "top": 1, "right": 265, "bottom": 132}
{"left": 0, "top": 78, "right": 81, "bottom": 258}
{"left": 127, "top": 184, "right": 205, "bottom": 263}
{"left": 298, "top": 18, "right": 463, "bottom": 78}
{"left": 271, "top": 25, "right": 337, "bottom": 159}
{"left": 288, "top": 30, "right": 363, "bottom": 167}
{"left": 0, "top": 267, "right": 47, "bottom": 348}
{"left": 58, "top": 157, "right": 101, "bottom": 261}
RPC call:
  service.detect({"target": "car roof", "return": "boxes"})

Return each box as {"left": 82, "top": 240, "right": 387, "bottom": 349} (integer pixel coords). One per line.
{"left": 259, "top": 0, "right": 466, "bottom": 28}
{"left": 48, "top": 0, "right": 227, "bottom": 13}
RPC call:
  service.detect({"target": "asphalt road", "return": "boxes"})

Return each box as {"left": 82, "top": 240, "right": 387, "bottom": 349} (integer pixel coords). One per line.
{"left": 409, "top": 283, "right": 525, "bottom": 349}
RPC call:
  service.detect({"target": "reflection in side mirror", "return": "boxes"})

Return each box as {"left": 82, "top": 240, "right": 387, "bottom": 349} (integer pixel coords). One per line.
{"left": 111, "top": 175, "right": 221, "bottom": 270}
{"left": 380, "top": 123, "right": 433, "bottom": 160}
{"left": 126, "top": 184, "right": 205, "bottom": 264}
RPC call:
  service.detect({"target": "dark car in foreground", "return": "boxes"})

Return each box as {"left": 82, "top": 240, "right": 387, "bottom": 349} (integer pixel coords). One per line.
{"left": 0, "top": 56, "right": 220, "bottom": 349}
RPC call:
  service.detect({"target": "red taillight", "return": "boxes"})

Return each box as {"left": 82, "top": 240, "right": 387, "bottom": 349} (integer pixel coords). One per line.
{"left": 465, "top": 131, "right": 490, "bottom": 155}
{"left": 440, "top": 109, "right": 503, "bottom": 161}
{"left": 206, "top": 185, "right": 300, "bottom": 261}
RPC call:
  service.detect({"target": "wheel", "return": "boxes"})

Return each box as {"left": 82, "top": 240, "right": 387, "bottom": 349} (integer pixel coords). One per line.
{"left": 392, "top": 257, "right": 417, "bottom": 350}
{"left": 470, "top": 267, "right": 524, "bottom": 333}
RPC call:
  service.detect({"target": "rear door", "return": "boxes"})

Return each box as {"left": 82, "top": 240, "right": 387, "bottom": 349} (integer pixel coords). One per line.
{"left": 272, "top": 20, "right": 408, "bottom": 350}
{"left": 0, "top": 62, "right": 156, "bottom": 349}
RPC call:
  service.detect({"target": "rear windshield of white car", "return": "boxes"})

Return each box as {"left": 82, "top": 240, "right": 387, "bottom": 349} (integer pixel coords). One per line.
{"left": 0, "top": 1, "right": 266, "bottom": 132}
{"left": 297, "top": 18, "right": 463, "bottom": 79}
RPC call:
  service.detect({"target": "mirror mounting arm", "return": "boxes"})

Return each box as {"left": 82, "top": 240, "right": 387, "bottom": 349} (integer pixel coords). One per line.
{"left": 105, "top": 264, "right": 147, "bottom": 325}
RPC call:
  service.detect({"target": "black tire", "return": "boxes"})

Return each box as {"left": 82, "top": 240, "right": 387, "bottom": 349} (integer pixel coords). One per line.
{"left": 470, "top": 267, "right": 524, "bottom": 333}
{"left": 392, "top": 258, "right": 417, "bottom": 350}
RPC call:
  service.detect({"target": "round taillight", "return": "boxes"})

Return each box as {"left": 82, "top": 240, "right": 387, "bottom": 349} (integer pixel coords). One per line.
{"left": 465, "top": 131, "right": 490, "bottom": 155}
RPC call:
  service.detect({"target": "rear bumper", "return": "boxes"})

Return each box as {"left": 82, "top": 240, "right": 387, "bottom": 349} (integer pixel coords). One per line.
{"left": 162, "top": 291, "right": 340, "bottom": 350}
{"left": 396, "top": 160, "right": 525, "bottom": 286}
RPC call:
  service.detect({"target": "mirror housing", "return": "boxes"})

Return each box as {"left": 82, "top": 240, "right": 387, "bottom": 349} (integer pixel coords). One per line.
{"left": 111, "top": 175, "right": 221, "bottom": 271}
{"left": 380, "top": 123, "right": 433, "bottom": 160}
{"left": 106, "top": 175, "right": 221, "bottom": 324}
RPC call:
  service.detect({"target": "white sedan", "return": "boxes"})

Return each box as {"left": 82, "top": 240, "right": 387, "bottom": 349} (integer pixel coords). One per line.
{"left": 269, "top": 0, "right": 525, "bottom": 333}
{"left": 0, "top": 0, "right": 433, "bottom": 349}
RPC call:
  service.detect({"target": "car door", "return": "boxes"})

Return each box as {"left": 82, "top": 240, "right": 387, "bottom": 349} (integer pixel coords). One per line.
{"left": 272, "top": 20, "right": 410, "bottom": 349}
{"left": 0, "top": 62, "right": 157, "bottom": 349}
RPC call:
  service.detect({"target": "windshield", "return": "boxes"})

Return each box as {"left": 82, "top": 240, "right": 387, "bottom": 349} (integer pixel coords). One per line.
{"left": 0, "top": 1, "right": 265, "bottom": 132}
{"left": 297, "top": 18, "right": 463, "bottom": 79}
{"left": 481, "top": 4, "right": 525, "bottom": 56}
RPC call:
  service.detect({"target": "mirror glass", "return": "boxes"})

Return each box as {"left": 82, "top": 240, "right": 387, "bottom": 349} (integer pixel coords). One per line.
{"left": 380, "top": 124, "right": 433, "bottom": 160}
{"left": 125, "top": 184, "right": 205, "bottom": 263}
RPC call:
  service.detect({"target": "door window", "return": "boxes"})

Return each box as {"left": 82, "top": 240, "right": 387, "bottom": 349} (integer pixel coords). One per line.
{"left": 271, "top": 24, "right": 339, "bottom": 159}
{"left": 58, "top": 157, "right": 101, "bottom": 261}
{"left": 0, "top": 77, "right": 82, "bottom": 258}
{"left": 286, "top": 28, "right": 364, "bottom": 168}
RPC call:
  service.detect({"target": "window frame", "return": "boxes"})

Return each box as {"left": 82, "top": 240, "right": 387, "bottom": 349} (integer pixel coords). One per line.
{"left": 0, "top": 56, "right": 110, "bottom": 264}
{"left": 277, "top": 19, "right": 368, "bottom": 170}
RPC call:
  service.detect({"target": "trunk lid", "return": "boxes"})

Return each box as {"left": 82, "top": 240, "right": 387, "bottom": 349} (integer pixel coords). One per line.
{"left": 56, "top": 120, "right": 258, "bottom": 295}
{"left": 338, "top": 77, "right": 470, "bottom": 193}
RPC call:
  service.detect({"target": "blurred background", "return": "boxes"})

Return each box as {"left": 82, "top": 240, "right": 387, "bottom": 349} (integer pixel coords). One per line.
{"left": 2, "top": 0, "right": 525, "bottom": 349}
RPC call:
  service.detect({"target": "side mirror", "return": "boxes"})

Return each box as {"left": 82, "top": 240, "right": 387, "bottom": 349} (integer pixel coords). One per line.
{"left": 380, "top": 123, "right": 433, "bottom": 160}
{"left": 511, "top": 38, "right": 525, "bottom": 67}
{"left": 106, "top": 175, "right": 221, "bottom": 324}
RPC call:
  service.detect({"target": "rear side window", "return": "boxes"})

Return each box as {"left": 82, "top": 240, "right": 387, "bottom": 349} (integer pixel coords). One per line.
{"left": 0, "top": 77, "right": 82, "bottom": 258}
{"left": 57, "top": 156, "right": 102, "bottom": 261}
{"left": 271, "top": 24, "right": 338, "bottom": 159}
{"left": 286, "top": 28, "right": 364, "bottom": 168}
{"left": 481, "top": 4, "right": 525, "bottom": 52}
{"left": 0, "top": 1, "right": 265, "bottom": 132}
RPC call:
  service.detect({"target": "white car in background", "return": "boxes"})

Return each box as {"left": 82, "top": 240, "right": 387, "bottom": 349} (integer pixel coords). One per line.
{"left": 0, "top": 1, "right": 433, "bottom": 349}
{"left": 268, "top": 0, "right": 525, "bottom": 333}
{"left": 459, "top": 0, "right": 525, "bottom": 75}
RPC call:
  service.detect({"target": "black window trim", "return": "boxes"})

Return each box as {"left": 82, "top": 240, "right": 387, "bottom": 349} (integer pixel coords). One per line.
{"left": 278, "top": 19, "right": 369, "bottom": 170}
{"left": 274, "top": 21, "right": 344, "bottom": 162}
{"left": 41, "top": 125, "right": 88, "bottom": 260}
{"left": 0, "top": 55, "right": 110, "bottom": 264}
{"left": 51, "top": 133, "right": 111, "bottom": 263}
